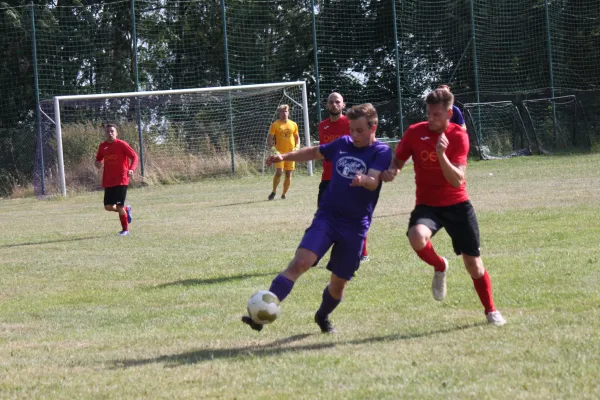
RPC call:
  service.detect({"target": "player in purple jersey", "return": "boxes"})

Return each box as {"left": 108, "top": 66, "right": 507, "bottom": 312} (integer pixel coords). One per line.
{"left": 439, "top": 85, "right": 466, "bottom": 129}
{"left": 242, "top": 103, "right": 392, "bottom": 334}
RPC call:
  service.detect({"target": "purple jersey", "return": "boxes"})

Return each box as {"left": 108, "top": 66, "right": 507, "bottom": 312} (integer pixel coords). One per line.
{"left": 318, "top": 136, "right": 392, "bottom": 232}
{"left": 451, "top": 105, "right": 465, "bottom": 125}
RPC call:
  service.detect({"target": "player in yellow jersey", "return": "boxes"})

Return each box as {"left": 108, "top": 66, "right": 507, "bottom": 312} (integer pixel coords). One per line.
{"left": 267, "top": 104, "right": 300, "bottom": 200}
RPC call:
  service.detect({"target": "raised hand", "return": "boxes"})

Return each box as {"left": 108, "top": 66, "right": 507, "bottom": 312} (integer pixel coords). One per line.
{"left": 436, "top": 133, "right": 449, "bottom": 154}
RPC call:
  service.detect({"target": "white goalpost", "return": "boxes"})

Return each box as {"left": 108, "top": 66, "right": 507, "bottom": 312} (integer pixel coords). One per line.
{"left": 48, "top": 81, "right": 312, "bottom": 196}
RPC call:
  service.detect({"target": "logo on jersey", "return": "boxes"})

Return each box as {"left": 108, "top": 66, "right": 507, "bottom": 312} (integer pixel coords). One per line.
{"left": 420, "top": 136, "right": 430, "bottom": 141}
{"left": 336, "top": 156, "right": 366, "bottom": 179}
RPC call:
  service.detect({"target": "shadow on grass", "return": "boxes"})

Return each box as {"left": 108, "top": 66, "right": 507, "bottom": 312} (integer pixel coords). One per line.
{"left": 372, "top": 212, "right": 409, "bottom": 220}
{"left": 0, "top": 235, "right": 104, "bottom": 248}
{"left": 113, "top": 322, "right": 484, "bottom": 369}
{"left": 212, "top": 200, "right": 269, "bottom": 208}
{"left": 152, "top": 271, "right": 279, "bottom": 289}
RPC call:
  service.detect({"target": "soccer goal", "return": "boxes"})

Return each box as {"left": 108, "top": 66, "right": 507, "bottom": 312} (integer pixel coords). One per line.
{"left": 38, "top": 81, "right": 311, "bottom": 196}
{"left": 464, "top": 101, "right": 532, "bottom": 159}
{"left": 522, "top": 95, "right": 591, "bottom": 154}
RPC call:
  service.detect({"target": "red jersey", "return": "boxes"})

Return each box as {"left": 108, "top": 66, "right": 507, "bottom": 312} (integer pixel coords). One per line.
{"left": 395, "top": 122, "right": 469, "bottom": 207}
{"left": 95, "top": 139, "right": 139, "bottom": 188}
{"left": 318, "top": 115, "right": 350, "bottom": 181}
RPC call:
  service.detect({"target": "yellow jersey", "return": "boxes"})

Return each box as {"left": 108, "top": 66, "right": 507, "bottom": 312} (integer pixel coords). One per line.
{"left": 269, "top": 119, "right": 299, "bottom": 153}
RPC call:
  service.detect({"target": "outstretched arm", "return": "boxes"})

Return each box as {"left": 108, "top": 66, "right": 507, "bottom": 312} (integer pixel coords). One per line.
{"left": 266, "top": 146, "right": 322, "bottom": 166}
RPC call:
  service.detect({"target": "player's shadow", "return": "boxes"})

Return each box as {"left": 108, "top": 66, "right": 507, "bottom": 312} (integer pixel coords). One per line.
{"left": 152, "top": 271, "right": 279, "bottom": 289}
{"left": 113, "top": 322, "right": 484, "bottom": 369}
{"left": 0, "top": 235, "right": 104, "bottom": 249}
{"left": 212, "top": 200, "right": 268, "bottom": 208}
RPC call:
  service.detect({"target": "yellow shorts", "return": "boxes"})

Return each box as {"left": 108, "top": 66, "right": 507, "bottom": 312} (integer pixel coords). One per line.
{"left": 274, "top": 161, "right": 295, "bottom": 171}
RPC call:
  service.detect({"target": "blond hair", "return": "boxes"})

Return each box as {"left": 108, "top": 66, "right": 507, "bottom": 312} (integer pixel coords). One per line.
{"left": 277, "top": 104, "right": 289, "bottom": 112}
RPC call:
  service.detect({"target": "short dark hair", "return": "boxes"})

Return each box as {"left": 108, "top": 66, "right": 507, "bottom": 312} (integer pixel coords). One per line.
{"left": 104, "top": 123, "right": 118, "bottom": 130}
{"left": 346, "top": 103, "right": 378, "bottom": 128}
{"left": 426, "top": 88, "right": 453, "bottom": 110}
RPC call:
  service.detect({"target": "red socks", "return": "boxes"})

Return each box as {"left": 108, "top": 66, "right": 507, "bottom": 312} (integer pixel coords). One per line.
{"left": 362, "top": 236, "right": 368, "bottom": 257}
{"left": 119, "top": 213, "right": 128, "bottom": 231}
{"left": 473, "top": 270, "right": 496, "bottom": 314}
{"left": 415, "top": 241, "right": 446, "bottom": 272}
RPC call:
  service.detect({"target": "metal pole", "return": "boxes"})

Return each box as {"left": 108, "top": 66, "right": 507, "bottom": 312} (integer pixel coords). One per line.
{"left": 31, "top": 2, "right": 45, "bottom": 195}
{"left": 301, "top": 81, "right": 312, "bottom": 176}
{"left": 54, "top": 97, "right": 67, "bottom": 196}
{"left": 221, "top": 0, "right": 236, "bottom": 173}
{"left": 469, "top": 0, "right": 482, "bottom": 143}
{"left": 310, "top": 0, "right": 321, "bottom": 123}
{"left": 391, "top": 0, "right": 403, "bottom": 135}
{"left": 131, "top": 0, "right": 145, "bottom": 178}
{"left": 544, "top": 0, "right": 558, "bottom": 148}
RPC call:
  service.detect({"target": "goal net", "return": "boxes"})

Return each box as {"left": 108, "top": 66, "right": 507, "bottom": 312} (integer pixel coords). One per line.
{"left": 522, "top": 95, "right": 591, "bottom": 154}
{"left": 37, "top": 82, "right": 310, "bottom": 196}
{"left": 464, "top": 101, "right": 532, "bottom": 159}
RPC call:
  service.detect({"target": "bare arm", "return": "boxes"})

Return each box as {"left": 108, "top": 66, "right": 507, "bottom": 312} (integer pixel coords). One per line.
{"left": 266, "top": 145, "right": 322, "bottom": 166}
{"left": 351, "top": 168, "right": 383, "bottom": 191}
{"left": 380, "top": 156, "right": 407, "bottom": 182}
{"left": 436, "top": 133, "right": 466, "bottom": 188}
{"left": 267, "top": 134, "right": 275, "bottom": 149}
{"left": 294, "top": 132, "right": 300, "bottom": 150}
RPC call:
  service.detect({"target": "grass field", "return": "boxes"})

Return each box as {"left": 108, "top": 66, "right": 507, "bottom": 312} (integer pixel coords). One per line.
{"left": 1, "top": 154, "right": 599, "bottom": 399}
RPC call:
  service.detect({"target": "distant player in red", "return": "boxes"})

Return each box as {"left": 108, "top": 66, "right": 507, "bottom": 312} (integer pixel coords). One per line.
{"left": 381, "top": 88, "right": 506, "bottom": 326}
{"left": 95, "top": 124, "right": 139, "bottom": 236}
{"left": 318, "top": 92, "right": 370, "bottom": 261}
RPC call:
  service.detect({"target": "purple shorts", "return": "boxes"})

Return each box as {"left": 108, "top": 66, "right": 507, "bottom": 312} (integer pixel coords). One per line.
{"left": 298, "top": 215, "right": 365, "bottom": 281}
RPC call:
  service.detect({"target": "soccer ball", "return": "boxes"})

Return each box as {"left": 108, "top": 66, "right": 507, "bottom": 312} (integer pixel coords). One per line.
{"left": 247, "top": 290, "right": 281, "bottom": 324}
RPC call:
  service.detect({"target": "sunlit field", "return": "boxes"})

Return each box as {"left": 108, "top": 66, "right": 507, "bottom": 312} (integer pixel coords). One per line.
{"left": 1, "top": 154, "right": 599, "bottom": 399}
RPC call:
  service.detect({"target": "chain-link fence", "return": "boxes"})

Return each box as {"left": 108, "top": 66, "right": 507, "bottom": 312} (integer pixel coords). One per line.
{"left": 1, "top": 0, "right": 599, "bottom": 196}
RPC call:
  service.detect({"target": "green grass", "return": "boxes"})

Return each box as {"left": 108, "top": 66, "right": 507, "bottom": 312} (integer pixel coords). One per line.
{"left": 1, "top": 154, "right": 599, "bottom": 399}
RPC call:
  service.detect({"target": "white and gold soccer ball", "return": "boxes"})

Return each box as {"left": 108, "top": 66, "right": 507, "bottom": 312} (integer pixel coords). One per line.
{"left": 247, "top": 290, "right": 281, "bottom": 324}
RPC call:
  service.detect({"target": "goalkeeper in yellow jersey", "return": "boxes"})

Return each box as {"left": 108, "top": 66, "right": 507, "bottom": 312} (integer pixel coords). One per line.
{"left": 267, "top": 104, "right": 300, "bottom": 200}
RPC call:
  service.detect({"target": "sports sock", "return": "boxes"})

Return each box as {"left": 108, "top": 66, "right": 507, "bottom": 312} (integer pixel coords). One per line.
{"left": 316, "top": 285, "right": 341, "bottom": 317}
{"left": 272, "top": 175, "right": 281, "bottom": 192}
{"left": 269, "top": 274, "right": 294, "bottom": 302}
{"left": 472, "top": 270, "right": 496, "bottom": 314}
{"left": 282, "top": 175, "right": 291, "bottom": 195}
{"left": 119, "top": 213, "right": 128, "bottom": 231}
{"left": 415, "top": 241, "right": 446, "bottom": 272}
{"left": 362, "top": 236, "right": 368, "bottom": 257}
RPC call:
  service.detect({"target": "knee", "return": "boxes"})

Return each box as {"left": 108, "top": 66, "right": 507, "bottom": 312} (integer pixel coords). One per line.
{"left": 407, "top": 229, "right": 429, "bottom": 251}
{"left": 328, "top": 281, "right": 346, "bottom": 299}
{"left": 464, "top": 256, "right": 485, "bottom": 278}
{"left": 285, "top": 253, "right": 315, "bottom": 279}
{"left": 275, "top": 169, "right": 283, "bottom": 177}
{"left": 104, "top": 205, "right": 113, "bottom": 212}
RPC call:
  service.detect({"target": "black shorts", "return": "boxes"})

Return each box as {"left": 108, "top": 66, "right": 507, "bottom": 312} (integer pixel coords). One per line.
{"left": 104, "top": 185, "right": 128, "bottom": 207}
{"left": 408, "top": 201, "right": 480, "bottom": 257}
{"left": 317, "top": 180, "right": 330, "bottom": 207}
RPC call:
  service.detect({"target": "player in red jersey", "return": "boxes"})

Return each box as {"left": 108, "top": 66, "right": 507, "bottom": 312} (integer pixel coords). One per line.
{"left": 318, "top": 92, "right": 370, "bottom": 261}
{"left": 95, "top": 124, "right": 139, "bottom": 236}
{"left": 381, "top": 88, "right": 506, "bottom": 326}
